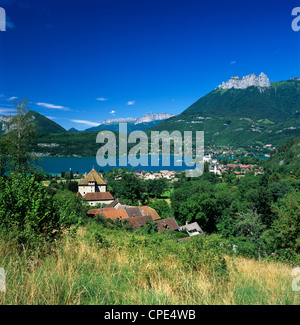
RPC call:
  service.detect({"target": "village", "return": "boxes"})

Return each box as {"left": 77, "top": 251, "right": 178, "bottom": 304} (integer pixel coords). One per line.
{"left": 130, "top": 155, "right": 264, "bottom": 180}
{"left": 75, "top": 155, "right": 264, "bottom": 242}
{"left": 76, "top": 168, "right": 205, "bottom": 242}
{"left": 110, "top": 154, "right": 264, "bottom": 181}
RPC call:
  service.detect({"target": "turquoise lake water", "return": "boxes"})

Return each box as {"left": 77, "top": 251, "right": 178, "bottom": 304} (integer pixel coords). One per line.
{"left": 38, "top": 155, "right": 198, "bottom": 174}
{"left": 38, "top": 155, "right": 269, "bottom": 175}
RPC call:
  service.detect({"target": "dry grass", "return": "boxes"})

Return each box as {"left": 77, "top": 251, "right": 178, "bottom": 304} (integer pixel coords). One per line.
{"left": 0, "top": 227, "right": 299, "bottom": 305}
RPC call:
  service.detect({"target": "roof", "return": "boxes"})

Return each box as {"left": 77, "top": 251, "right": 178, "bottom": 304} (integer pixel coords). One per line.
{"left": 78, "top": 169, "right": 107, "bottom": 186}
{"left": 83, "top": 192, "right": 114, "bottom": 201}
{"left": 87, "top": 207, "right": 128, "bottom": 220}
{"left": 178, "top": 222, "right": 204, "bottom": 234}
{"left": 115, "top": 204, "right": 133, "bottom": 210}
{"left": 127, "top": 215, "right": 154, "bottom": 229}
{"left": 156, "top": 217, "right": 179, "bottom": 232}
{"left": 87, "top": 207, "right": 115, "bottom": 216}
{"left": 124, "top": 207, "right": 143, "bottom": 218}
{"left": 139, "top": 206, "right": 161, "bottom": 220}
{"left": 106, "top": 198, "right": 126, "bottom": 208}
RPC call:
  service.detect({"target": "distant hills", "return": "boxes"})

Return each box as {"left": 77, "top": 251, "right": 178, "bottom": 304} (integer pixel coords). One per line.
{"left": 0, "top": 110, "right": 67, "bottom": 135}
{"left": 149, "top": 74, "right": 300, "bottom": 148}
{"left": 2, "top": 73, "right": 300, "bottom": 157}
{"left": 84, "top": 113, "right": 176, "bottom": 133}
{"left": 28, "top": 111, "right": 67, "bottom": 134}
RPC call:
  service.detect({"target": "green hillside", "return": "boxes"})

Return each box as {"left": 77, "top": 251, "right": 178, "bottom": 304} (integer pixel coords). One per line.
{"left": 29, "top": 111, "right": 67, "bottom": 134}
{"left": 267, "top": 132, "right": 300, "bottom": 175}
{"left": 30, "top": 131, "right": 107, "bottom": 157}
{"left": 0, "top": 110, "right": 67, "bottom": 135}
{"left": 149, "top": 80, "right": 300, "bottom": 148}
{"left": 184, "top": 80, "right": 300, "bottom": 119}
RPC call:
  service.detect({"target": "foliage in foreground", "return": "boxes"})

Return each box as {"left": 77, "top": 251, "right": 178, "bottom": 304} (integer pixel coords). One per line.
{"left": 0, "top": 172, "right": 85, "bottom": 249}
{"left": 0, "top": 225, "right": 298, "bottom": 305}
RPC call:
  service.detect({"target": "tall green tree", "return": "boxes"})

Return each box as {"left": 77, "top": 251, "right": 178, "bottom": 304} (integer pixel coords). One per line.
{"left": 1, "top": 99, "right": 37, "bottom": 173}
{"left": 235, "top": 209, "right": 266, "bottom": 260}
{"left": 270, "top": 191, "right": 300, "bottom": 255}
{"left": 109, "top": 171, "right": 146, "bottom": 205}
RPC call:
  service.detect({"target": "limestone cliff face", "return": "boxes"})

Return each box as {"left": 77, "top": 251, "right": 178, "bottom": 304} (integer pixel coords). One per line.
{"left": 218, "top": 72, "right": 271, "bottom": 90}
{"left": 134, "top": 113, "right": 175, "bottom": 125}
{"left": 102, "top": 117, "right": 136, "bottom": 125}
{"left": 102, "top": 113, "right": 175, "bottom": 125}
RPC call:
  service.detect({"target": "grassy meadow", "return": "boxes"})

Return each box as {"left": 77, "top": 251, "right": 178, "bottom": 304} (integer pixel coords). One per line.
{"left": 0, "top": 225, "right": 298, "bottom": 305}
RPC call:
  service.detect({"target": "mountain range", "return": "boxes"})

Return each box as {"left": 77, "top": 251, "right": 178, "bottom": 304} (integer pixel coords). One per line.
{"left": 148, "top": 73, "right": 300, "bottom": 148}
{"left": 83, "top": 113, "right": 176, "bottom": 133}
{"left": 1, "top": 73, "right": 300, "bottom": 156}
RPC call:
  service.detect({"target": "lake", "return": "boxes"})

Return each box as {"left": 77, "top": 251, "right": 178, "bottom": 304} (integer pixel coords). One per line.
{"left": 37, "top": 155, "right": 269, "bottom": 175}
{"left": 37, "top": 155, "right": 199, "bottom": 175}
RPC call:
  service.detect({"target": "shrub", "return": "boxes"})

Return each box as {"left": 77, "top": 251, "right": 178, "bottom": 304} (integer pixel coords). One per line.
{"left": 181, "top": 234, "right": 231, "bottom": 281}
{"left": 0, "top": 172, "right": 80, "bottom": 249}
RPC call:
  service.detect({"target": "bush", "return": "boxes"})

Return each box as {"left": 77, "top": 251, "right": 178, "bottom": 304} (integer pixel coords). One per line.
{"left": 84, "top": 222, "right": 110, "bottom": 248}
{"left": 181, "top": 234, "right": 231, "bottom": 281}
{"left": 0, "top": 172, "right": 80, "bottom": 249}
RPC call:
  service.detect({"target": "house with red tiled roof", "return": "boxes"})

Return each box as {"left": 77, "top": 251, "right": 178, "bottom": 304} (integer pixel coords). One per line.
{"left": 139, "top": 206, "right": 161, "bottom": 220}
{"left": 156, "top": 217, "right": 179, "bottom": 232}
{"left": 86, "top": 198, "right": 164, "bottom": 229}
{"left": 127, "top": 215, "right": 154, "bottom": 229}
{"left": 87, "top": 207, "right": 128, "bottom": 220}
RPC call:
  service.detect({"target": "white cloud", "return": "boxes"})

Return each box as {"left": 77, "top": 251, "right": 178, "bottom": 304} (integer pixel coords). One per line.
{"left": 7, "top": 96, "right": 17, "bottom": 101}
{"left": 109, "top": 110, "right": 116, "bottom": 115}
{"left": 71, "top": 119, "right": 100, "bottom": 127}
{"left": 36, "top": 102, "right": 70, "bottom": 111}
{"left": 96, "top": 97, "right": 108, "bottom": 101}
{"left": 127, "top": 100, "right": 135, "bottom": 105}
{"left": 229, "top": 60, "right": 237, "bottom": 65}
{"left": 0, "top": 108, "right": 16, "bottom": 114}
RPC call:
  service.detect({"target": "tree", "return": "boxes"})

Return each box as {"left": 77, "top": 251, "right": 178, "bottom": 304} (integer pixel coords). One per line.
{"left": 0, "top": 136, "right": 9, "bottom": 176}
{"left": 235, "top": 209, "right": 266, "bottom": 260}
{"left": 171, "top": 180, "right": 220, "bottom": 231}
{"left": 270, "top": 191, "right": 300, "bottom": 255}
{"left": 1, "top": 99, "right": 37, "bottom": 173}
{"left": 146, "top": 178, "right": 168, "bottom": 197}
{"left": 0, "top": 172, "right": 80, "bottom": 248}
{"left": 203, "top": 161, "right": 209, "bottom": 173}
{"left": 109, "top": 171, "right": 145, "bottom": 205}
{"left": 149, "top": 199, "right": 172, "bottom": 219}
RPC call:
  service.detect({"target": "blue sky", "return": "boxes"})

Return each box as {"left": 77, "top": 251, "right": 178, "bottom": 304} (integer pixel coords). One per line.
{"left": 0, "top": 0, "right": 299, "bottom": 130}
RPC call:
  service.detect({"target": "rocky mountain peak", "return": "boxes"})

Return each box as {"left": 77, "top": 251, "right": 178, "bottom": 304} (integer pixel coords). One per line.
{"left": 134, "top": 113, "right": 176, "bottom": 125}
{"left": 218, "top": 72, "right": 271, "bottom": 90}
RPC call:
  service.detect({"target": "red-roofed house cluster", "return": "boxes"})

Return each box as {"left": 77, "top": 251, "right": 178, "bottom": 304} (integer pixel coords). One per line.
{"left": 87, "top": 198, "right": 204, "bottom": 240}
{"left": 80, "top": 169, "right": 204, "bottom": 240}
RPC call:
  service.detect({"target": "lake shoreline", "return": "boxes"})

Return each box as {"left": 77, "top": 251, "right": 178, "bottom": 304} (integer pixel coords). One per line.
{"left": 37, "top": 155, "right": 269, "bottom": 175}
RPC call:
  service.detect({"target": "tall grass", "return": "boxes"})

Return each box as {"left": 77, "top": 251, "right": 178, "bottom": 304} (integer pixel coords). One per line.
{"left": 0, "top": 227, "right": 298, "bottom": 305}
